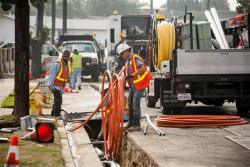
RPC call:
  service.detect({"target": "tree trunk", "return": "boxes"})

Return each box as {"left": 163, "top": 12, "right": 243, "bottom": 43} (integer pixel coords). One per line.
{"left": 14, "top": 0, "right": 30, "bottom": 119}
{"left": 31, "top": 0, "right": 45, "bottom": 78}
{"left": 31, "top": 41, "right": 42, "bottom": 78}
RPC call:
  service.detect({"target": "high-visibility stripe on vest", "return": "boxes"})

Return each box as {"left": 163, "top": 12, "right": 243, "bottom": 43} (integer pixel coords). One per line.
{"left": 125, "top": 54, "right": 153, "bottom": 91}
{"left": 54, "top": 59, "right": 72, "bottom": 87}
{"left": 72, "top": 53, "right": 82, "bottom": 68}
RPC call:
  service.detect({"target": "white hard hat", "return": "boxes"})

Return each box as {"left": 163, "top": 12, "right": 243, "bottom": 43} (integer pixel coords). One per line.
{"left": 116, "top": 43, "right": 131, "bottom": 55}
{"left": 72, "top": 46, "right": 78, "bottom": 51}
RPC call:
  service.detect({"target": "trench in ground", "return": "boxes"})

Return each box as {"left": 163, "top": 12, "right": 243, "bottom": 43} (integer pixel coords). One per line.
{"left": 83, "top": 119, "right": 159, "bottom": 167}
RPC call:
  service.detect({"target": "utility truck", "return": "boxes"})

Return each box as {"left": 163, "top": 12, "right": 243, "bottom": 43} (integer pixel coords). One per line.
{"left": 107, "top": 14, "right": 153, "bottom": 71}
{"left": 146, "top": 9, "right": 250, "bottom": 115}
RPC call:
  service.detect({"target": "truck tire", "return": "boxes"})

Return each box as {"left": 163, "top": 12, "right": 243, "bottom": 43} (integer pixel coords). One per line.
{"left": 92, "top": 72, "right": 99, "bottom": 82}
{"left": 162, "top": 105, "right": 184, "bottom": 115}
{"left": 200, "top": 99, "right": 224, "bottom": 106}
{"left": 145, "top": 95, "right": 156, "bottom": 108}
{"left": 162, "top": 106, "right": 173, "bottom": 115}
{"left": 236, "top": 99, "right": 249, "bottom": 116}
{"left": 214, "top": 100, "right": 224, "bottom": 107}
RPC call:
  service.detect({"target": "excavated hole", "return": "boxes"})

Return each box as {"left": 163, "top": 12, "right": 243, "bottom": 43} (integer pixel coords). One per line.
{"left": 84, "top": 119, "right": 159, "bottom": 167}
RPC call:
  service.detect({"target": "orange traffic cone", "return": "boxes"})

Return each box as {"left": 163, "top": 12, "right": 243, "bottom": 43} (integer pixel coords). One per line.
{"left": 21, "top": 130, "right": 36, "bottom": 141}
{"left": 42, "top": 95, "right": 47, "bottom": 103}
{"left": 4, "top": 135, "right": 19, "bottom": 167}
{"left": 64, "top": 86, "right": 69, "bottom": 93}
{"left": 38, "top": 105, "right": 43, "bottom": 115}
{"left": 71, "top": 89, "right": 79, "bottom": 93}
{"left": 29, "top": 71, "right": 33, "bottom": 80}
{"left": 45, "top": 71, "right": 50, "bottom": 80}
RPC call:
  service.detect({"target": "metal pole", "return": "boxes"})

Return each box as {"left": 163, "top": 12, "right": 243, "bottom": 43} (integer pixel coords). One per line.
{"left": 52, "top": 0, "right": 55, "bottom": 43}
{"left": 190, "top": 12, "right": 193, "bottom": 49}
{"left": 150, "top": 0, "right": 153, "bottom": 15}
{"left": 248, "top": 14, "right": 250, "bottom": 48}
{"left": 206, "top": 0, "right": 210, "bottom": 10}
{"left": 62, "top": 0, "right": 67, "bottom": 35}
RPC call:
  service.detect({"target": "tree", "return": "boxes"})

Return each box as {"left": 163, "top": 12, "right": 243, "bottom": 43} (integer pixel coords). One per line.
{"left": 237, "top": 0, "right": 250, "bottom": 13}
{"left": 45, "top": 0, "right": 87, "bottom": 18}
{"left": 30, "top": 0, "right": 49, "bottom": 78}
{"left": 86, "top": 0, "right": 143, "bottom": 16}
{"left": 165, "top": 0, "right": 229, "bottom": 11}
{"left": 0, "top": 0, "right": 30, "bottom": 119}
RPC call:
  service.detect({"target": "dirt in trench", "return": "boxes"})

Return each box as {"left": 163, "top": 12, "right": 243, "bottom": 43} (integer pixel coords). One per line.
{"left": 119, "top": 132, "right": 159, "bottom": 167}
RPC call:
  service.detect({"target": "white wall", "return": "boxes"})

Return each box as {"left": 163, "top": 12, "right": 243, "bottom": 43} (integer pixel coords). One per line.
{"left": 0, "top": 14, "right": 109, "bottom": 47}
{"left": 0, "top": 15, "right": 36, "bottom": 43}
{"left": 0, "top": 15, "right": 14, "bottom": 43}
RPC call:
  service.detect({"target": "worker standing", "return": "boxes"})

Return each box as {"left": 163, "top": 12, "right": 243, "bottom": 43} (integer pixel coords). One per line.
{"left": 48, "top": 49, "right": 73, "bottom": 117}
{"left": 71, "top": 46, "right": 82, "bottom": 91}
{"left": 230, "top": 8, "right": 247, "bottom": 27}
{"left": 117, "top": 43, "right": 153, "bottom": 132}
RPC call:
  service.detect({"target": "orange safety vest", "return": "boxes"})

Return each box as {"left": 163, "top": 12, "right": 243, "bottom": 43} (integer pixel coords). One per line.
{"left": 125, "top": 54, "right": 153, "bottom": 91}
{"left": 54, "top": 59, "right": 72, "bottom": 87}
{"left": 234, "top": 14, "right": 246, "bottom": 22}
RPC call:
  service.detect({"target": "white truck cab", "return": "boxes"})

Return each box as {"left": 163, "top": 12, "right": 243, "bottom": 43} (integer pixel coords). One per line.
{"left": 60, "top": 40, "right": 100, "bottom": 81}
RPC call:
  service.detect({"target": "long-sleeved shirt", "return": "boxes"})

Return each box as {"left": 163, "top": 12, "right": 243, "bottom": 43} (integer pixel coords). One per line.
{"left": 48, "top": 61, "right": 73, "bottom": 94}
{"left": 127, "top": 51, "right": 143, "bottom": 88}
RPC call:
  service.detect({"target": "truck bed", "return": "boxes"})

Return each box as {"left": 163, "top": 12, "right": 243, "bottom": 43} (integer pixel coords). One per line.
{"left": 176, "top": 49, "right": 250, "bottom": 75}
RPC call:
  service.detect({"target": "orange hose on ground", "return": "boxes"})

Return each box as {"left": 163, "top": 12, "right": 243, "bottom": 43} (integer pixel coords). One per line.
{"left": 155, "top": 115, "right": 247, "bottom": 128}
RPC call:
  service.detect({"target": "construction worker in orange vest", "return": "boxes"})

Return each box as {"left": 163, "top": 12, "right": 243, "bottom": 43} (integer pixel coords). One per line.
{"left": 117, "top": 43, "right": 153, "bottom": 132}
{"left": 230, "top": 7, "right": 247, "bottom": 27}
{"left": 48, "top": 49, "right": 73, "bottom": 117}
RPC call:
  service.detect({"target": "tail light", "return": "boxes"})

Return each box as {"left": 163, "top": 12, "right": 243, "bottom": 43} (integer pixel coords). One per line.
{"left": 177, "top": 82, "right": 185, "bottom": 90}
{"left": 166, "top": 72, "right": 171, "bottom": 78}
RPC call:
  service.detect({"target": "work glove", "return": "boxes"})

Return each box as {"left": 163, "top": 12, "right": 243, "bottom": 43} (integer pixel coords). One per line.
{"left": 125, "top": 75, "right": 133, "bottom": 81}
{"left": 49, "top": 85, "right": 55, "bottom": 92}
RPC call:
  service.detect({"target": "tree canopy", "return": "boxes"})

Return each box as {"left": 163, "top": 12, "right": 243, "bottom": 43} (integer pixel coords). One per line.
{"left": 237, "top": 0, "right": 250, "bottom": 13}
{"left": 44, "top": 0, "right": 143, "bottom": 18}
{"left": 86, "top": 0, "right": 143, "bottom": 16}
{"left": 165, "top": 0, "right": 229, "bottom": 11}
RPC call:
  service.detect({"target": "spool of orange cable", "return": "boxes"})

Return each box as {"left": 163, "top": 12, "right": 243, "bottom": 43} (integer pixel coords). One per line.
{"left": 155, "top": 115, "right": 247, "bottom": 128}
{"left": 68, "top": 68, "right": 125, "bottom": 161}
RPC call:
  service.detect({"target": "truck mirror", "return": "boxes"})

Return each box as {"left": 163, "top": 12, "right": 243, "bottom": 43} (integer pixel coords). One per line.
{"left": 49, "top": 50, "right": 58, "bottom": 56}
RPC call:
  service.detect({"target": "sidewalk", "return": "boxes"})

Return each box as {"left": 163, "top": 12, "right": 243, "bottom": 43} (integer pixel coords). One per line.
{"left": 0, "top": 78, "right": 14, "bottom": 116}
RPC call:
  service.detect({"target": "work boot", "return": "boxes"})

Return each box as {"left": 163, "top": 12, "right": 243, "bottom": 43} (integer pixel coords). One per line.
{"left": 123, "top": 123, "right": 132, "bottom": 130}
{"left": 51, "top": 109, "right": 55, "bottom": 116}
{"left": 127, "top": 126, "right": 141, "bottom": 132}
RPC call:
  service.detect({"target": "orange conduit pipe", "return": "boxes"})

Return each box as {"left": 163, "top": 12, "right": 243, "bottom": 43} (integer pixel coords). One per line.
{"left": 155, "top": 115, "right": 248, "bottom": 128}
{"left": 100, "top": 70, "right": 125, "bottom": 160}
{"left": 67, "top": 68, "right": 125, "bottom": 161}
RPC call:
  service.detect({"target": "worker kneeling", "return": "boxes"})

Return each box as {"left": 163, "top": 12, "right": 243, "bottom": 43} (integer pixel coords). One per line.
{"left": 117, "top": 43, "right": 153, "bottom": 132}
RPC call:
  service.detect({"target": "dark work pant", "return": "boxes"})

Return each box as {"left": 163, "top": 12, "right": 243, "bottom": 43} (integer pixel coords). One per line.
{"left": 51, "top": 89, "right": 62, "bottom": 116}
{"left": 128, "top": 87, "right": 144, "bottom": 126}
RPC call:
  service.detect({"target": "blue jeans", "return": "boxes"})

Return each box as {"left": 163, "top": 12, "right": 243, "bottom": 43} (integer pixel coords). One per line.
{"left": 128, "top": 86, "right": 144, "bottom": 126}
{"left": 72, "top": 68, "right": 81, "bottom": 89}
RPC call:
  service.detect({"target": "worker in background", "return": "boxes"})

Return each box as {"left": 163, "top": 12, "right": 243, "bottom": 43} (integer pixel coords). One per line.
{"left": 117, "top": 43, "right": 153, "bottom": 132}
{"left": 48, "top": 49, "right": 73, "bottom": 117}
{"left": 230, "top": 7, "right": 247, "bottom": 27}
{"left": 71, "top": 46, "right": 82, "bottom": 90}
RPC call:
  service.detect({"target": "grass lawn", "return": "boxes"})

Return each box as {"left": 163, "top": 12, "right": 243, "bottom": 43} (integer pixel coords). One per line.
{"left": 0, "top": 130, "right": 64, "bottom": 167}
{"left": 1, "top": 94, "right": 14, "bottom": 108}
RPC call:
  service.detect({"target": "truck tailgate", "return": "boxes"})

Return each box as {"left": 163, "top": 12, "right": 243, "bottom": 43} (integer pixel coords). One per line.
{"left": 176, "top": 49, "right": 250, "bottom": 75}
